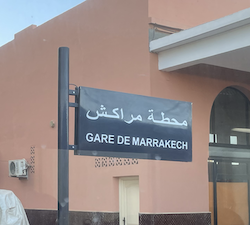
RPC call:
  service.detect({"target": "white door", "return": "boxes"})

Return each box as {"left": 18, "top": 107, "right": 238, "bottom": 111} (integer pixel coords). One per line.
{"left": 119, "top": 177, "right": 139, "bottom": 225}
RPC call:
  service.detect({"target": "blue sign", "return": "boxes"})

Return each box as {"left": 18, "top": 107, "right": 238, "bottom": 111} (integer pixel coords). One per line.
{"left": 75, "top": 87, "right": 192, "bottom": 161}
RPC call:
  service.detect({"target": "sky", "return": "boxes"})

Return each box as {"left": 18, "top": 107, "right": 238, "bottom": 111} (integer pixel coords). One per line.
{"left": 0, "top": 0, "right": 85, "bottom": 47}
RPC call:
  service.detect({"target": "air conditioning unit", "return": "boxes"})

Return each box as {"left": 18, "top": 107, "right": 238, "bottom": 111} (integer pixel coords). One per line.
{"left": 9, "top": 159, "right": 29, "bottom": 179}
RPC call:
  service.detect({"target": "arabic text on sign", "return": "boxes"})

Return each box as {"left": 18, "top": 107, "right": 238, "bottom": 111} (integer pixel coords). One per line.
{"left": 86, "top": 105, "right": 188, "bottom": 126}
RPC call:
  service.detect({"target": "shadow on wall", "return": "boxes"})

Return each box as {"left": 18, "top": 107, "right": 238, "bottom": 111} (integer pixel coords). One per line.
{"left": 176, "top": 64, "right": 250, "bottom": 83}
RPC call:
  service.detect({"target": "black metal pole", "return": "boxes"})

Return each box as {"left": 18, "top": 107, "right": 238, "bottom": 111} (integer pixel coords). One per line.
{"left": 58, "top": 47, "right": 69, "bottom": 225}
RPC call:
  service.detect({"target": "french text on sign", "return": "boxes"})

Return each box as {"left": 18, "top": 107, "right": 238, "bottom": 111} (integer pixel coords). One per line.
{"left": 85, "top": 133, "right": 188, "bottom": 150}
{"left": 86, "top": 133, "right": 115, "bottom": 144}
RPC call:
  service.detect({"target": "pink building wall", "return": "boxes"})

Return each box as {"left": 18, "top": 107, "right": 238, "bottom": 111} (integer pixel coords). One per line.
{"left": 0, "top": 0, "right": 150, "bottom": 212}
{"left": 0, "top": 0, "right": 250, "bottom": 216}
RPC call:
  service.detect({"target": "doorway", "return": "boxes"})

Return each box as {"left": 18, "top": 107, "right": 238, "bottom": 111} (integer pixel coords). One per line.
{"left": 209, "top": 87, "right": 250, "bottom": 225}
{"left": 119, "top": 177, "right": 139, "bottom": 225}
{"left": 209, "top": 159, "right": 250, "bottom": 225}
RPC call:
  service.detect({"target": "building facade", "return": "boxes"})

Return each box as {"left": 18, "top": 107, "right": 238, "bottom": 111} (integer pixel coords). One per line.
{"left": 1, "top": 1, "right": 250, "bottom": 225}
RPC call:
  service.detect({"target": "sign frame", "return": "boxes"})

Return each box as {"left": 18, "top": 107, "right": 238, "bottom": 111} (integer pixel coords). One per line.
{"left": 74, "top": 86, "right": 192, "bottom": 162}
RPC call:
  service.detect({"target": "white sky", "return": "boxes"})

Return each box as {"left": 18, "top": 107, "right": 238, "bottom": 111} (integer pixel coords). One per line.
{"left": 0, "top": 0, "right": 85, "bottom": 47}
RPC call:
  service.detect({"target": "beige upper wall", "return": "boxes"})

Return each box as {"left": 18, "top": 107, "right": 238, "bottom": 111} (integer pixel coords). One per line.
{"left": 148, "top": 0, "right": 250, "bottom": 28}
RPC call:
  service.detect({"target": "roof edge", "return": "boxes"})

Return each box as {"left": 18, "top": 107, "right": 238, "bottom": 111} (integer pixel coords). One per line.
{"left": 150, "top": 7, "right": 250, "bottom": 53}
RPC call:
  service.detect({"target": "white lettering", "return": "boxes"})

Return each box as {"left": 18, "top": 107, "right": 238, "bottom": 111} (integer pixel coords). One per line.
{"left": 93, "top": 133, "right": 101, "bottom": 142}
{"left": 86, "top": 133, "right": 115, "bottom": 144}
{"left": 140, "top": 138, "right": 146, "bottom": 146}
{"left": 109, "top": 135, "right": 115, "bottom": 144}
{"left": 171, "top": 140, "right": 176, "bottom": 149}
{"left": 153, "top": 139, "right": 159, "bottom": 147}
{"left": 123, "top": 136, "right": 188, "bottom": 150}
{"left": 117, "top": 135, "right": 124, "bottom": 144}
{"left": 124, "top": 136, "right": 130, "bottom": 145}
{"left": 159, "top": 139, "right": 164, "bottom": 147}
{"left": 86, "top": 133, "right": 93, "bottom": 142}
{"left": 102, "top": 134, "right": 108, "bottom": 143}
{"left": 177, "top": 141, "right": 182, "bottom": 149}
{"left": 132, "top": 137, "right": 140, "bottom": 145}
{"left": 182, "top": 142, "right": 188, "bottom": 150}
{"left": 165, "top": 140, "right": 171, "bottom": 148}
{"left": 146, "top": 138, "right": 152, "bottom": 147}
